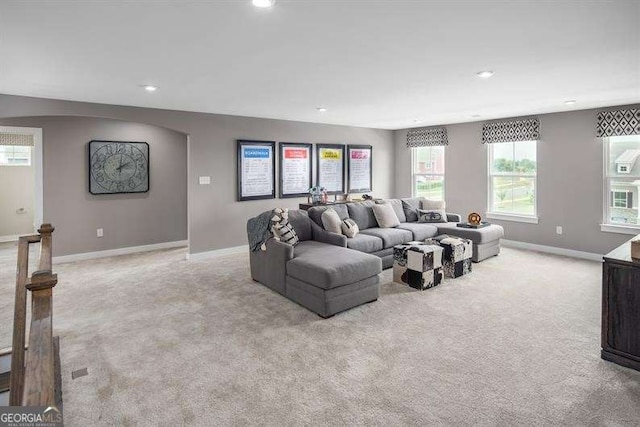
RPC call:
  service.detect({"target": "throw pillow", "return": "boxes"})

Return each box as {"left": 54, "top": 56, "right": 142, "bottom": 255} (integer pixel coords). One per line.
{"left": 418, "top": 208, "right": 447, "bottom": 223}
{"left": 271, "top": 208, "right": 299, "bottom": 246}
{"left": 376, "top": 199, "right": 407, "bottom": 223}
{"left": 401, "top": 198, "right": 422, "bottom": 222}
{"left": 321, "top": 208, "right": 343, "bottom": 234}
{"left": 341, "top": 218, "right": 359, "bottom": 238}
{"left": 372, "top": 203, "right": 400, "bottom": 228}
{"left": 421, "top": 199, "right": 446, "bottom": 210}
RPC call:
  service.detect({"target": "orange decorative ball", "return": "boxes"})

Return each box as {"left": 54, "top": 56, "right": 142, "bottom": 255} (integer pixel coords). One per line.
{"left": 468, "top": 212, "right": 482, "bottom": 225}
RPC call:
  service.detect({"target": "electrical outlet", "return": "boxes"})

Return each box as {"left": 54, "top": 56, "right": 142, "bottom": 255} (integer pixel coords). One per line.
{"left": 97, "top": 228, "right": 104, "bottom": 238}
{"left": 556, "top": 226, "right": 563, "bottom": 235}
{"left": 199, "top": 176, "right": 211, "bottom": 185}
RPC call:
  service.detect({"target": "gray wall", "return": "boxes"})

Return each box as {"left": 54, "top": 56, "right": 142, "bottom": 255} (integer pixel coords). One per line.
{"left": 0, "top": 116, "right": 187, "bottom": 256}
{"left": 0, "top": 161, "right": 34, "bottom": 237}
{"left": 395, "top": 105, "right": 640, "bottom": 255}
{"left": 0, "top": 95, "right": 395, "bottom": 256}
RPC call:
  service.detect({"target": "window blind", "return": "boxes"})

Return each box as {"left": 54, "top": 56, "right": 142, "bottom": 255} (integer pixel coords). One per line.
{"left": 406, "top": 127, "right": 448, "bottom": 147}
{"left": 0, "top": 132, "right": 35, "bottom": 147}
{"left": 482, "top": 117, "right": 540, "bottom": 144}
{"left": 597, "top": 108, "right": 640, "bottom": 137}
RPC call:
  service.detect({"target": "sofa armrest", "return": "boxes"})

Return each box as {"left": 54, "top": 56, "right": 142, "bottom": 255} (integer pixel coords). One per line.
{"left": 249, "top": 238, "right": 294, "bottom": 295}
{"left": 447, "top": 213, "right": 462, "bottom": 223}
{"left": 310, "top": 221, "right": 347, "bottom": 247}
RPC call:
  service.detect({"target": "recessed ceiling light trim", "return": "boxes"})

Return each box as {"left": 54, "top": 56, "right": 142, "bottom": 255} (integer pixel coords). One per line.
{"left": 564, "top": 100, "right": 577, "bottom": 105}
{"left": 317, "top": 107, "right": 327, "bottom": 113}
{"left": 476, "top": 71, "right": 494, "bottom": 78}
{"left": 142, "top": 85, "right": 158, "bottom": 92}
{"left": 252, "top": 0, "right": 275, "bottom": 7}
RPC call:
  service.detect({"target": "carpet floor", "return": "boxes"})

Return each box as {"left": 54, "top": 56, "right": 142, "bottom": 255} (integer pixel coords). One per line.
{"left": 0, "top": 243, "right": 639, "bottom": 426}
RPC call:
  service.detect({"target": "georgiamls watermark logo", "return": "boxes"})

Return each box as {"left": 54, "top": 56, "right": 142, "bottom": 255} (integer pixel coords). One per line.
{"left": 0, "top": 406, "right": 63, "bottom": 427}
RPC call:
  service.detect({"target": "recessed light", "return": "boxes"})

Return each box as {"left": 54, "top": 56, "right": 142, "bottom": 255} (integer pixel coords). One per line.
{"left": 469, "top": 114, "right": 481, "bottom": 118}
{"left": 564, "top": 100, "right": 577, "bottom": 105}
{"left": 142, "top": 85, "right": 158, "bottom": 92}
{"left": 476, "top": 71, "right": 494, "bottom": 78}
{"left": 317, "top": 107, "right": 327, "bottom": 113}
{"left": 252, "top": 0, "right": 275, "bottom": 7}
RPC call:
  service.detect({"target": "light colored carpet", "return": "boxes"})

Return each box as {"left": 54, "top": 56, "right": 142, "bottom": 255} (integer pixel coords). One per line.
{"left": 1, "top": 243, "right": 639, "bottom": 426}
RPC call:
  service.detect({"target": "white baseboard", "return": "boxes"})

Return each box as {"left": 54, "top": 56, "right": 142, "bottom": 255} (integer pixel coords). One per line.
{"left": 0, "top": 235, "right": 21, "bottom": 243}
{"left": 186, "top": 245, "right": 248, "bottom": 261}
{"left": 53, "top": 240, "right": 188, "bottom": 264}
{"left": 501, "top": 239, "right": 603, "bottom": 262}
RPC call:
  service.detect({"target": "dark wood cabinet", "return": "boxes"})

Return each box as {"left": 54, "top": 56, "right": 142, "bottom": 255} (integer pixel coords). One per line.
{"left": 602, "top": 238, "right": 640, "bottom": 372}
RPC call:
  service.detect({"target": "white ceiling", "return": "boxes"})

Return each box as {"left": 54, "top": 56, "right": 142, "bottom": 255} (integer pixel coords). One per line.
{"left": 1, "top": 1, "right": 639, "bottom": 130}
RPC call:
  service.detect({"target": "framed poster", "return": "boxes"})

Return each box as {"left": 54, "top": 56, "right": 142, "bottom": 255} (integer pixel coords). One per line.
{"left": 347, "top": 144, "right": 372, "bottom": 193}
{"left": 279, "top": 142, "right": 312, "bottom": 198}
{"left": 237, "top": 140, "right": 276, "bottom": 201}
{"left": 88, "top": 140, "right": 149, "bottom": 194}
{"left": 316, "top": 144, "right": 345, "bottom": 194}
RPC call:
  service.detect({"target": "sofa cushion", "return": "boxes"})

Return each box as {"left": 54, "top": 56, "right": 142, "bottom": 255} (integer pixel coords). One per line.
{"left": 347, "top": 201, "right": 378, "bottom": 230}
{"left": 360, "top": 227, "right": 413, "bottom": 248}
{"left": 346, "top": 233, "right": 383, "bottom": 253}
{"left": 287, "top": 210, "right": 312, "bottom": 241}
{"left": 436, "top": 223, "right": 505, "bottom": 244}
{"left": 307, "top": 204, "right": 349, "bottom": 227}
{"left": 401, "top": 197, "right": 423, "bottom": 222}
{"left": 396, "top": 222, "right": 439, "bottom": 241}
{"left": 341, "top": 218, "right": 359, "bottom": 238}
{"left": 372, "top": 203, "right": 400, "bottom": 228}
{"left": 377, "top": 199, "right": 406, "bottom": 223}
{"left": 321, "top": 208, "right": 343, "bottom": 234}
{"left": 288, "top": 241, "right": 382, "bottom": 289}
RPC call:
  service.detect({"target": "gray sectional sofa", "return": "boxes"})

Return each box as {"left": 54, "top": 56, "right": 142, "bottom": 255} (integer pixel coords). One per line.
{"left": 308, "top": 198, "right": 462, "bottom": 268}
{"left": 247, "top": 198, "right": 504, "bottom": 317}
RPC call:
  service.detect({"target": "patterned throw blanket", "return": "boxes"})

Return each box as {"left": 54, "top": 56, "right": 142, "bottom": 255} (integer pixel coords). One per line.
{"left": 247, "top": 210, "right": 275, "bottom": 252}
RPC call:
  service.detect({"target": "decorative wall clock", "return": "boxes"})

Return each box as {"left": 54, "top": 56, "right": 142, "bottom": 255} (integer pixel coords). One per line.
{"left": 88, "top": 140, "right": 149, "bottom": 194}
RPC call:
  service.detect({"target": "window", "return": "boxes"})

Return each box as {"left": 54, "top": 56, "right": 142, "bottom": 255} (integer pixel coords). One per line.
{"left": 412, "top": 146, "right": 444, "bottom": 200}
{"left": 487, "top": 140, "right": 537, "bottom": 218}
{"left": 0, "top": 145, "right": 32, "bottom": 166}
{"left": 604, "top": 136, "right": 640, "bottom": 227}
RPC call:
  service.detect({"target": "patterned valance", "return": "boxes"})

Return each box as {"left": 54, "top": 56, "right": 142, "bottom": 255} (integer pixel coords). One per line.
{"left": 0, "top": 132, "right": 34, "bottom": 147}
{"left": 406, "top": 127, "right": 448, "bottom": 147}
{"left": 596, "top": 108, "right": 640, "bottom": 137}
{"left": 482, "top": 118, "right": 540, "bottom": 144}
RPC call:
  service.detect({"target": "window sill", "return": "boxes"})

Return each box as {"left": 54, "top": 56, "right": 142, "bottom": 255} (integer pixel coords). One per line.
{"left": 486, "top": 212, "right": 539, "bottom": 224}
{"left": 600, "top": 223, "right": 640, "bottom": 235}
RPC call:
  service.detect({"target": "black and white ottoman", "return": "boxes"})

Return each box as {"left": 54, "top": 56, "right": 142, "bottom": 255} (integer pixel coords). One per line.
{"left": 393, "top": 243, "right": 444, "bottom": 290}
{"left": 427, "top": 235, "right": 473, "bottom": 278}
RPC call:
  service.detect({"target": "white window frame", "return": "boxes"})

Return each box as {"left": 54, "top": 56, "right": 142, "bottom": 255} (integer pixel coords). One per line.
{"left": 601, "top": 136, "right": 640, "bottom": 235}
{"left": 486, "top": 140, "right": 538, "bottom": 224}
{"left": 0, "top": 145, "right": 32, "bottom": 166}
{"left": 411, "top": 146, "right": 445, "bottom": 200}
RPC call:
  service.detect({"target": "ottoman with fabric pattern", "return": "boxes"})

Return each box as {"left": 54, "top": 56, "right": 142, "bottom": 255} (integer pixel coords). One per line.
{"left": 427, "top": 235, "right": 473, "bottom": 278}
{"left": 393, "top": 243, "right": 444, "bottom": 290}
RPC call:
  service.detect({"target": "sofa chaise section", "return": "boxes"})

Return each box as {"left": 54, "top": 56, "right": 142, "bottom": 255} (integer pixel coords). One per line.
{"left": 248, "top": 210, "right": 382, "bottom": 318}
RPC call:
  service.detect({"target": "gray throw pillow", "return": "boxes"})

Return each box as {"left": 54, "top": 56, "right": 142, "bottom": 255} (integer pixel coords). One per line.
{"left": 401, "top": 198, "right": 423, "bottom": 222}
{"left": 418, "top": 208, "right": 447, "bottom": 223}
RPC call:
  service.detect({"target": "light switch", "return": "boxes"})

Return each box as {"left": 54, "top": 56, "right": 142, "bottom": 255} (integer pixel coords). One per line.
{"left": 199, "top": 176, "right": 211, "bottom": 185}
